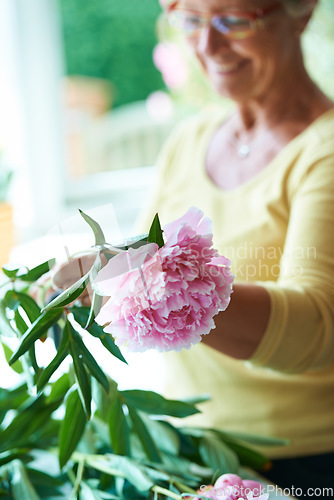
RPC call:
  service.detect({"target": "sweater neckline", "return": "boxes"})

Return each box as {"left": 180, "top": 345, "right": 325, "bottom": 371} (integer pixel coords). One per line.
{"left": 200, "top": 106, "right": 334, "bottom": 196}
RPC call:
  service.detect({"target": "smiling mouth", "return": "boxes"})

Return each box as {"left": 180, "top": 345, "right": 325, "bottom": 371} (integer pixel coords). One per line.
{"left": 209, "top": 60, "right": 249, "bottom": 75}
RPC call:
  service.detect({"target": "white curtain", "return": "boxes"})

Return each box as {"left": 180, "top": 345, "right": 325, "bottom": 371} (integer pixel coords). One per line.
{"left": 0, "top": 0, "right": 66, "bottom": 240}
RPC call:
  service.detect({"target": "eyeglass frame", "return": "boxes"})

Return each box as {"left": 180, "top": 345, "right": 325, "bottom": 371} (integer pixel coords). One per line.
{"left": 166, "top": 2, "right": 282, "bottom": 39}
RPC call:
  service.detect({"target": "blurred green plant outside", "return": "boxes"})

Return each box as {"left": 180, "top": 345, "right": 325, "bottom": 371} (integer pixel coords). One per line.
{"left": 58, "top": 0, "right": 165, "bottom": 109}
{"left": 59, "top": 0, "right": 334, "bottom": 113}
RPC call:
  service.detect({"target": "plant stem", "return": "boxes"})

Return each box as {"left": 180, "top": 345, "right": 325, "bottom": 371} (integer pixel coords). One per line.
{"left": 72, "top": 452, "right": 127, "bottom": 479}
{"left": 69, "top": 458, "right": 85, "bottom": 500}
{"left": 0, "top": 279, "right": 11, "bottom": 289}
{"left": 174, "top": 482, "right": 197, "bottom": 494}
{"left": 152, "top": 485, "right": 182, "bottom": 500}
{"left": 67, "top": 468, "right": 76, "bottom": 485}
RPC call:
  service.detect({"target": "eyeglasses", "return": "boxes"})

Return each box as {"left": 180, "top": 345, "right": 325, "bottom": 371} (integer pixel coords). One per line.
{"left": 167, "top": 3, "right": 282, "bottom": 39}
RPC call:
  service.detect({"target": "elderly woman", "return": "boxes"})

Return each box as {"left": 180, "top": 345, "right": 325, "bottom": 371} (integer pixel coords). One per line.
{"left": 54, "top": 0, "right": 334, "bottom": 494}
{"left": 138, "top": 0, "right": 334, "bottom": 495}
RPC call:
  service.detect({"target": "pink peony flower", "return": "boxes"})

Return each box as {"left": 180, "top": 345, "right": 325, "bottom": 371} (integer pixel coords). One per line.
{"left": 243, "top": 480, "right": 266, "bottom": 497}
{"left": 159, "top": 0, "right": 178, "bottom": 9}
{"left": 195, "top": 484, "right": 218, "bottom": 499}
{"left": 153, "top": 42, "right": 188, "bottom": 89}
{"left": 245, "top": 493, "right": 269, "bottom": 500}
{"left": 189, "top": 474, "right": 267, "bottom": 500}
{"left": 214, "top": 473, "right": 244, "bottom": 500}
{"left": 93, "top": 207, "right": 234, "bottom": 352}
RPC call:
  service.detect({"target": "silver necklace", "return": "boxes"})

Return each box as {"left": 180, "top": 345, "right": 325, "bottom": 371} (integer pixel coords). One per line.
{"left": 228, "top": 131, "right": 251, "bottom": 159}
{"left": 237, "top": 144, "right": 250, "bottom": 158}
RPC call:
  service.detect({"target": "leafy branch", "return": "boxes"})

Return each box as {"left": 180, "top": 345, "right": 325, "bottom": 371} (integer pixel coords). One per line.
{"left": 0, "top": 211, "right": 282, "bottom": 499}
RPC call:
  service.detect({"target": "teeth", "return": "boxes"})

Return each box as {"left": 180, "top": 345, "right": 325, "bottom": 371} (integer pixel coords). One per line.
{"left": 211, "top": 62, "right": 240, "bottom": 72}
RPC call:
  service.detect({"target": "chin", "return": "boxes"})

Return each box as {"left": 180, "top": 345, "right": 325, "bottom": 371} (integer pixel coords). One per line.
{"left": 203, "top": 65, "right": 254, "bottom": 102}
{"left": 210, "top": 81, "right": 253, "bottom": 103}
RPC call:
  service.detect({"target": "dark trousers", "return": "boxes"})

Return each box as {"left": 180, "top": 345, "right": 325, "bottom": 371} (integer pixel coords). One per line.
{"left": 261, "top": 452, "right": 334, "bottom": 498}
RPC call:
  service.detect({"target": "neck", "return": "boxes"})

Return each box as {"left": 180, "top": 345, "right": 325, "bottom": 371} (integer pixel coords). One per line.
{"left": 235, "top": 52, "right": 331, "bottom": 134}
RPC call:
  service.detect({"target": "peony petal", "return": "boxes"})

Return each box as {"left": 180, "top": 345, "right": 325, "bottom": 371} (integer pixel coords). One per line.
{"left": 163, "top": 207, "right": 212, "bottom": 246}
{"left": 92, "top": 243, "right": 159, "bottom": 296}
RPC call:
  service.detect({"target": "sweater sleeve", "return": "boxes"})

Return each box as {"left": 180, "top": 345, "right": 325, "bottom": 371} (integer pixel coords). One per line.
{"left": 250, "top": 147, "right": 334, "bottom": 373}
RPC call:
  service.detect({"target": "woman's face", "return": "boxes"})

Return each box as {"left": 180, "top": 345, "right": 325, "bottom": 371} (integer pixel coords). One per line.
{"left": 177, "top": 0, "right": 302, "bottom": 103}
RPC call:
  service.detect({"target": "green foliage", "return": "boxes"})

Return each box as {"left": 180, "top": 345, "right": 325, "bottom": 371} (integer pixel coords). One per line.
{"left": 59, "top": 388, "right": 87, "bottom": 468}
{"left": 58, "top": 0, "right": 165, "bottom": 108}
{"left": 79, "top": 209, "right": 106, "bottom": 247}
{"left": 148, "top": 213, "right": 164, "bottom": 248}
{"left": 0, "top": 211, "right": 278, "bottom": 498}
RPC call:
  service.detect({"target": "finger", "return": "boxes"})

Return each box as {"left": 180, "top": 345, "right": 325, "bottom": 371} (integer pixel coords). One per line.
{"left": 53, "top": 255, "right": 97, "bottom": 289}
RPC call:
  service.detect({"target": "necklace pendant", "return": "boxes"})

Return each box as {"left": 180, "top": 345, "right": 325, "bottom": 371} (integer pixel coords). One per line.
{"left": 238, "top": 145, "right": 250, "bottom": 158}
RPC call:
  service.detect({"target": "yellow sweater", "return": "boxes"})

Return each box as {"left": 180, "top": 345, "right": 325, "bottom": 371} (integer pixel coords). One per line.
{"left": 138, "top": 107, "right": 334, "bottom": 458}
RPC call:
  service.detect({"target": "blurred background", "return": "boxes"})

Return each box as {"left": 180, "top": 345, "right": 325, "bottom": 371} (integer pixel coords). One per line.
{"left": 0, "top": 0, "right": 334, "bottom": 265}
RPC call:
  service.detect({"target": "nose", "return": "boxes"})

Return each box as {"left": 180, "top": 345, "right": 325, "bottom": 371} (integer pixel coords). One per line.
{"left": 197, "top": 22, "right": 230, "bottom": 57}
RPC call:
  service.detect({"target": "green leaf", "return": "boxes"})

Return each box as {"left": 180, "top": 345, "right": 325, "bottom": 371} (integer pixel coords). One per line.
{"left": 79, "top": 482, "right": 105, "bottom": 500}
{"left": 26, "top": 467, "right": 63, "bottom": 488}
{"left": 0, "top": 300, "right": 17, "bottom": 336}
{"left": 180, "top": 427, "right": 205, "bottom": 438}
{"left": 70, "top": 327, "right": 109, "bottom": 393}
{"left": 218, "top": 438, "right": 269, "bottom": 471}
{"left": 14, "top": 293, "right": 41, "bottom": 323}
{"left": 222, "top": 430, "right": 290, "bottom": 447}
{"left": 91, "top": 417, "right": 110, "bottom": 447}
{"left": 85, "top": 290, "right": 103, "bottom": 329}
{"left": 0, "top": 384, "right": 29, "bottom": 413}
{"left": 128, "top": 408, "right": 161, "bottom": 462}
{"left": 122, "top": 233, "right": 149, "bottom": 250}
{"left": 80, "top": 481, "right": 120, "bottom": 500}
{"left": 79, "top": 209, "right": 106, "bottom": 246}
{"left": 92, "top": 378, "right": 118, "bottom": 422}
{"left": 180, "top": 394, "right": 211, "bottom": 406}
{"left": 121, "top": 390, "right": 200, "bottom": 418}
{"left": 3, "top": 289, "right": 21, "bottom": 310}
{"left": 156, "top": 453, "right": 210, "bottom": 485}
{"left": 9, "top": 309, "right": 64, "bottom": 365}
{"left": 199, "top": 434, "right": 239, "bottom": 475}
{"left": 208, "top": 429, "right": 271, "bottom": 470}
{"left": 68, "top": 322, "right": 92, "bottom": 419}
{"left": 47, "top": 372, "right": 71, "bottom": 403}
{"left": 42, "top": 272, "right": 89, "bottom": 310}
{"left": 93, "top": 326, "right": 126, "bottom": 363}
{"left": 100, "top": 454, "right": 154, "bottom": 493}
{"left": 0, "top": 395, "right": 63, "bottom": 451}
{"left": 36, "top": 326, "right": 70, "bottom": 392}
{"left": 10, "top": 305, "right": 40, "bottom": 375}
{"left": 140, "top": 415, "right": 180, "bottom": 455}
{"left": 85, "top": 253, "right": 103, "bottom": 327}
{"left": 2, "top": 343, "right": 24, "bottom": 374}
{"left": 70, "top": 306, "right": 126, "bottom": 364}
{"left": 109, "top": 390, "right": 130, "bottom": 455}
{"left": 9, "top": 460, "right": 40, "bottom": 500}
{"left": 14, "top": 309, "right": 28, "bottom": 335}
{"left": 147, "top": 213, "right": 164, "bottom": 248}
{"left": 2, "top": 265, "right": 20, "bottom": 278}
{"left": 16, "top": 258, "right": 56, "bottom": 282}
{"left": 0, "top": 449, "right": 30, "bottom": 467}
{"left": 59, "top": 389, "right": 87, "bottom": 468}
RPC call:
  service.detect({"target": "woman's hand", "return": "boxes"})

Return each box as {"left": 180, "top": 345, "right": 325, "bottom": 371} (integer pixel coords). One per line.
{"left": 53, "top": 253, "right": 107, "bottom": 307}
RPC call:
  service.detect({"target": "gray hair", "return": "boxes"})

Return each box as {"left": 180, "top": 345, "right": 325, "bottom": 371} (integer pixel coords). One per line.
{"left": 279, "top": 0, "right": 317, "bottom": 17}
